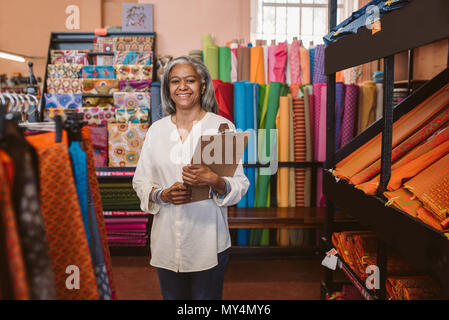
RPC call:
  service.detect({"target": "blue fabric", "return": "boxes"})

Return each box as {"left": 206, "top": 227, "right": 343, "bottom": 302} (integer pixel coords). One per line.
{"left": 309, "top": 48, "right": 315, "bottom": 84}
{"left": 323, "top": 0, "right": 410, "bottom": 45}
{"left": 69, "top": 141, "right": 90, "bottom": 247}
{"left": 150, "top": 82, "right": 163, "bottom": 124}
{"left": 156, "top": 249, "right": 229, "bottom": 300}
{"left": 335, "top": 82, "right": 345, "bottom": 151}
{"left": 87, "top": 183, "right": 112, "bottom": 300}
{"left": 373, "top": 71, "right": 384, "bottom": 83}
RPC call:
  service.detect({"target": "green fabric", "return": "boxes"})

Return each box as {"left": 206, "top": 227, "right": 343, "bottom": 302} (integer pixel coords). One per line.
{"left": 218, "top": 46, "right": 231, "bottom": 82}
{"left": 202, "top": 34, "right": 213, "bottom": 62}
{"left": 205, "top": 45, "right": 219, "bottom": 80}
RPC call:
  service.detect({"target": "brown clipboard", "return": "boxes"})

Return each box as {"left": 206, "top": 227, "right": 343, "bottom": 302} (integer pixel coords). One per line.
{"left": 185, "top": 123, "right": 250, "bottom": 203}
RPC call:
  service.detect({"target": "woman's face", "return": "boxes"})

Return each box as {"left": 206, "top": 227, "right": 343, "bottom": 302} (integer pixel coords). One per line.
{"left": 169, "top": 63, "right": 204, "bottom": 111}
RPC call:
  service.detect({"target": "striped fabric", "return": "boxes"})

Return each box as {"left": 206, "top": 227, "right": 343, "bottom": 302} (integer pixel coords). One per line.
{"left": 292, "top": 97, "right": 306, "bottom": 206}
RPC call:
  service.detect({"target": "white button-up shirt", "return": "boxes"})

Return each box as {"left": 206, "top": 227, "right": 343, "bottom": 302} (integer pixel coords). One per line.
{"left": 133, "top": 112, "right": 249, "bottom": 272}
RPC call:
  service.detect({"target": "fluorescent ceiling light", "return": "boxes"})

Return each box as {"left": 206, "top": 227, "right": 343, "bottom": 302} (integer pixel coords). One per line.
{"left": 0, "top": 51, "right": 26, "bottom": 63}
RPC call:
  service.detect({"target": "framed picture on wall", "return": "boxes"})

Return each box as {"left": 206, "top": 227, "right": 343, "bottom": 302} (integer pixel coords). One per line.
{"left": 122, "top": 3, "right": 154, "bottom": 32}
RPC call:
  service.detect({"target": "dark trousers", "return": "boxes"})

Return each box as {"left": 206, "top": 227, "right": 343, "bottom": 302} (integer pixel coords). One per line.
{"left": 156, "top": 249, "right": 230, "bottom": 300}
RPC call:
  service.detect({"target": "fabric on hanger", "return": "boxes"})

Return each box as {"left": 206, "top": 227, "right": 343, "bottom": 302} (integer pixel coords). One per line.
{"left": 118, "top": 80, "right": 152, "bottom": 92}
{"left": 334, "top": 82, "right": 345, "bottom": 151}
{"left": 356, "top": 124, "right": 449, "bottom": 195}
{"left": 205, "top": 45, "right": 219, "bottom": 80}
{"left": 299, "top": 44, "right": 310, "bottom": 85}
{"left": 340, "top": 84, "right": 359, "bottom": 148}
{"left": 404, "top": 153, "right": 449, "bottom": 221}
{"left": 250, "top": 46, "right": 265, "bottom": 85}
{"left": 273, "top": 42, "right": 288, "bottom": 83}
{"left": 81, "top": 127, "right": 116, "bottom": 299}
{"left": 334, "top": 84, "right": 449, "bottom": 181}
{"left": 357, "top": 81, "right": 377, "bottom": 134}
{"left": 312, "top": 45, "right": 326, "bottom": 84}
{"left": 237, "top": 47, "right": 250, "bottom": 81}
{"left": 150, "top": 81, "right": 163, "bottom": 123}
{"left": 289, "top": 40, "right": 301, "bottom": 85}
{"left": 218, "top": 46, "right": 231, "bottom": 82}
{"left": 0, "top": 150, "right": 30, "bottom": 299}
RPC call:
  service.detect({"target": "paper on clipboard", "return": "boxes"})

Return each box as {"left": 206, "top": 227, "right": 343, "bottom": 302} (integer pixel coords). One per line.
{"left": 186, "top": 123, "right": 250, "bottom": 203}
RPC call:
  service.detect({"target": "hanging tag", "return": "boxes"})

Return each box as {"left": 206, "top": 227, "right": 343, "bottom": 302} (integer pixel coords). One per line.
{"left": 371, "top": 19, "right": 382, "bottom": 35}
{"left": 321, "top": 248, "right": 338, "bottom": 270}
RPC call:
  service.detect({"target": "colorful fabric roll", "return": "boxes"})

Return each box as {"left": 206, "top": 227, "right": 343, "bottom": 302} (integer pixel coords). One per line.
{"left": 404, "top": 153, "right": 449, "bottom": 221}
{"left": 273, "top": 42, "right": 288, "bottom": 83}
{"left": 50, "top": 50, "right": 88, "bottom": 65}
{"left": 357, "top": 81, "right": 377, "bottom": 134}
{"left": 340, "top": 84, "right": 359, "bottom": 148}
{"left": 312, "top": 44, "right": 326, "bottom": 84}
{"left": 150, "top": 81, "right": 163, "bottom": 123}
{"left": 205, "top": 45, "right": 219, "bottom": 80}
{"left": 118, "top": 80, "right": 152, "bottom": 92}
{"left": 114, "top": 65, "right": 152, "bottom": 81}
{"left": 113, "top": 92, "right": 151, "bottom": 109}
{"left": 46, "top": 78, "right": 83, "bottom": 94}
{"left": 288, "top": 94, "right": 296, "bottom": 208}
{"left": 289, "top": 40, "right": 301, "bottom": 85}
{"left": 77, "top": 107, "right": 116, "bottom": 126}
{"left": 202, "top": 34, "right": 214, "bottom": 62}
{"left": 376, "top": 83, "right": 384, "bottom": 120}
{"left": 230, "top": 43, "right": 238, "bottom": 82}
{"left": 87, "top": 125, "right": 108, "bottom": 167}
{"left": 292, "top": 97, "right": 306, "bottom": 207}
{"left": 93, "top": 37, "right": 114, "bottom": 53}
{"left": 267, "top": 45, "right": 277, "bottom": 83}
{"left": 113, "top": 36, "right": 154, "bottom": 52}
{"left": 335, "top": 82, "right": 345, "bottom": 151}
{"left": 107, "top": 123, "right": 149, "bottom": 167}
{"left": 386, "top": 276, "right": 442, "bottom": 300}
{"left": 44, "top": 93, "right": 82, "bottom": 109}
{"left": 83, "top": 79, "right": 119, "bottom": 93}
{"left": 218, "top": 46, "right": 231, "bottom": 82}
{"left": 237, "top": 47, "right": 250, "bottom": 81}
{"left": 115, "top": 108, "right": 149, "bottom": 124}
{"left": 309, "top": 47, "right": 315, "bottom": 84}
{"left": 113, "top": 51, "right": 152, "bottom": 65}
{"left": 250, "top": 46, "right": 265, "bottom": 85}
{"left": 47, "top": 64, "right": 82, "bottom": 79}
{"left": 212, "top": 80, "right": 233, "bottom": 123}
{"left": 277, "top": 96, "right": 290, "bottom": 208}
{"left": 299, "top": 44, "right": 311, "bottom": 85}
{"left": 82, "top": 66, "right": 116, "bottom": 79}
{"left": 302, "top": 86, "right": 313, "bottom": 207}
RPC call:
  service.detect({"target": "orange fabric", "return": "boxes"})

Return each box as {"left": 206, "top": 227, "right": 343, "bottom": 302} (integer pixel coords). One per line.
{"left": 26, "top": 133, "right": 100, "bottom": 300}
{"left": 0, "top": 150, "right": 30, "bottom": 300}
{"left": 334, "top": 84, "right": 449, "bottom": 180}
{"left": 81, "top": 127, "right": 117, "bottom": 299}
{"left": 356, "top": 124, "right": 449, "bottom": 195}
{"left": 290, "top": 84, "right": 301, "bottom": 100}
{"left": 416, "top": 207, "right": 444, "bottom": 232}
{"left": 249, "top": 46, "right": 265, "bottom": 85}
{"left": 405, "top": 153, "right": 449, "bottom": 221}
{"left": 386, "top": 276, "right": 442, "bottom": 300}
{"left": 387, "top": 140, "right": 449, "bottom": 191}
{"left": 336, "top": 71, "right": 345, "bottom": 82}
{"left": 384, "top": 188, "right": 421, "bottom": 218}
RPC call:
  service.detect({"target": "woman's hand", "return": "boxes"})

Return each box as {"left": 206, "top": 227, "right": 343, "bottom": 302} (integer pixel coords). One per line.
{"left": 182, "top": 164, "right": 219, "bottom": 187}
{"left": 160, "top": 181, "right": 192, "bottom": 205}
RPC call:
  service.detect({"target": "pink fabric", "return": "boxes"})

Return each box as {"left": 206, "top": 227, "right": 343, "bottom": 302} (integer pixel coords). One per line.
{"left": 289, "top": 40, "right": 301, "bottom": 84}
{"left": 231, "top": 44, "right": 238, "bottom": 82}
{"left": 316, "top": 85, "right": 327, "bottom": 207}
{"left": 340, "top": 84, "right": 359, "bottom": 147}
{"left": 312, "top": 83, "right": 325, "bottom": 161}
{"left": 273, "top": 42, "right": 288, "bottom": 83}
{"left": 104, "top": 218, "right": 148, "bottom": 224}
{"left": 267, "top": 45, "right": 277, "bottom": 83}
{"left": 105, "top": 224, "right": 147, "bottom": 230}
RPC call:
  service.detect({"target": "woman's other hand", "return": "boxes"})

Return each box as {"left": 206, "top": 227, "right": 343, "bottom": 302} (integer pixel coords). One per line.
{"left": 161, "top": 182, "right": 192, "bottom": 205}
{"left": 182, "top": 164, "right": 218, "bottom": 187}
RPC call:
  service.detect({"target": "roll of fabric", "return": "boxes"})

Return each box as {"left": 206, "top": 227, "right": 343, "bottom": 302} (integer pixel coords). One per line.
{"left": 312, "top": 83, "right": 325, "bottom": 161}
{"left": 312, "top": 44, "right": 326, "bottom": 84}
{"left": 205, "top": 45, "right": 219, "bottom": 80}
{"left": 309, "top": 47, "right": 315, "bottom": 85}
{"left": 237, "top": 47, "right": 250, "bottom": 81}
{"left": 218, "top": 46, "right": 231, "bottom": 82}
{"left": 286, "top": 43, "right": 292, "bottom": 85}
{"left": 250, "top": 46, "right": 265, "bottom": 85}
{"left": 213, "top": 80, "right": 234, "bottom": 122}
{"left": 263, "top": 45, "right": 268, "bottom": 84}
{"left": 317, "top": 84, "right": 327, "bottom": 207}
{"left": 289, "top": 40, "right": 301, "bottom": 84}
{"left": 288, "top": 94, "right": 296, "bottom": 208}
{"left": 230, "top": 43, "right": 238, "bottom": 82}
{"left": 386, "top": 276, "right": 442, "bottom": 300}
{"left": 188, "top": 50, "right": 202, "bottom": 61}
{"left": 150, "top": 81, "right": 163, "bottom": 123}
{"left": 277, "top": 96, "right": 290, "bottom": 207}
{"left": 376, "top": 83, "right": 384, "bottom": 120}
{"left": 273, "top": 42, "right": 288, "bottom": 83}
{"left": 334, "top": 83, "right": 449, "bottom": 181}
{"left": 339, "top": 84, "right": 359, "bottom": 148}
{"left": 357, "top": 81, "right": 377, "bottom": 134}
{"left": 292, "top": 97, "right": 306, "bottom": 207}
{"left": 267, "top": 45, "right": 277, "bottom": 83}
{"left": 303, "top": 86, "right": 313, "bottom": 207}
{"left": 245, "top": 82, "right": 258, "bottom": 209}
{"left": 299, "top": 44, "right": 311, "bottom": 85}
{"left": 335, "top": 82, "right": 345, "bottom": 151}
{"left": 202, "top": 34, "right": 214, "bottom": 62}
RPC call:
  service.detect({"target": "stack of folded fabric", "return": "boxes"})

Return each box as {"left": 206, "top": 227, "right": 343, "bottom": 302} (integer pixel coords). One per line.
{"left": 332, "top": 231, "right": 442, "bottom": 300}
{"left": 99, "top": 182, "right": 141, "bottom": 210}
{"left": 104, "top": 217, "right": 149, "bottom": 247}
{"left": 189, "top": 50, "right": 202, "bottom": 62}
{"left": 393, "top": 88, "right": 408, "bottom": 106}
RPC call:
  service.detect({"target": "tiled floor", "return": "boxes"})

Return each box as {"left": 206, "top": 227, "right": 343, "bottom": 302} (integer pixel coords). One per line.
{"left": 111, "top": 255, "right": 325, "bottom": 300}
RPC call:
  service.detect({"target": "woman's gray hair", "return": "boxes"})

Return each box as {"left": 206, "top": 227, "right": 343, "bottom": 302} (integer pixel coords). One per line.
{"left": 160, "top": 56, "right": 218, "bottom": 116}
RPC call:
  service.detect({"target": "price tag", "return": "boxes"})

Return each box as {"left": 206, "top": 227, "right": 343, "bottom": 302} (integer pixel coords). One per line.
{"left": 321, "top": 248, "right": 338, "bottom": 270}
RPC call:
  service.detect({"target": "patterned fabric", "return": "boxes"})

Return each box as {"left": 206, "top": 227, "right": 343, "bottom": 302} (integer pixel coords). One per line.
{"left": 351, "top": 106, "right": 449, "bottom": 185}
{"left": 76, "top": 107, "right": 116, "bottom": 125}
{"left": 289, "top": 40, "right": 301, "bottom": 84}
{"left": 69, "top": 142, "right": 91, "bottom": 247}
{"left": 107, "top": 123, "right": 149, "bottom": 167}
{"left": 50, "top": 50, "right": 88, "bottom": 65}
{"left": 114, "top": 65, "right": 152, "bottom": 81}
{"left": 88, "top": 125, "right": 108, "bottom": 167}
{"left": 81, "top": 127, "right": 117, "bottom": 299}
{"left": 386, "top": 276, "right": 442, "bottom": 300}
{"left": 47, "top": 64, "right": 82, "bottom": 79}
{"left": 405, "top": 153, "right": 449, "bottom": 221}
{"left": 93, "top": 37, "right": 114, "bottom": 53}
{"left": 26, "top": 132, "right": 100, "bottom": 300}
{"left": 0, "top": 150, "right": 30, "bottom": 299}
{"left": 384, "top": 188, "right": 423, "bottom": 218}
{"left": 113, "top": 51, "right": 152, "bottom": 65}
{"left": 82, "top": 79, "right": 118, "bottom": 108}
{"left": 43, "top": 108, "right": 76, "bottom": 122}
{"left": 113, "top": 36, "right": 154, "bottom": 52}
{"left": 44, "top": 93, "right": 82, "bottom": 109}
{"left": 292, "top": 97, "right": 306, "bottom": 207}
{"left": 118, "top": 80, "right": 152, "bottom": 92}
{"left": 82, "top": 66, "right": 116, "bottom": 79}
{"left": 113, "top": 92, "right": 151, "bottom": 109}
{"left": 46, "top": 78, "right": 83, "bottom": 94}
{"left": 312, "top": 44, "right": 326, "bottom": 84}
{"left": 115, "top": 108, "right": 149, "bottom": 123}
{"left": 339, "top": 84, "right": 359, "bottom": 147}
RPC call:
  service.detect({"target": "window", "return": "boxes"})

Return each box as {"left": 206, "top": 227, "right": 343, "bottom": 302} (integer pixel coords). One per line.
{"left": 251, "top": 0, "right": 357, "bottom": 47}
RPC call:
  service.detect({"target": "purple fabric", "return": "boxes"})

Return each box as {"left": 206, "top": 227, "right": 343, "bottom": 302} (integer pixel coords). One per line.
{"left": 88, "top": 125, "right": 108, "bottom": 167}
{"left": 312, "top": 44, "right": 327, "bottom": 84}
{"left": 340, "top": 84, "right": 359, "bottom": 147}
{"left": 335, "top": 82, "right": 345, "bottom": 151}
{"left": 118, "top": 80, "right": 152, "bottom": 92}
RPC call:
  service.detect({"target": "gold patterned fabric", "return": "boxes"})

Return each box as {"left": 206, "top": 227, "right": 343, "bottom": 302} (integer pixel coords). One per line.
{"left": 46, "top": 78, "right": 83, "bottom": 94}
{"left": 107, "top": 123, "right": 149, "bottom": 167}
{"left": 114, "top": 65, "right": 153, "bottom": 81}
{"left": 113, "top": 36, "right": 154, "bottom": 52}
{"left": 47, "top": 64, "right": 82, "bottom": 79}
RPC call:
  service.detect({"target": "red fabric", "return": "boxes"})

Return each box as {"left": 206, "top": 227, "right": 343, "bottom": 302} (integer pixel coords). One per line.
{"left": 212, "top": 80, "right": 234, "bottom": 123}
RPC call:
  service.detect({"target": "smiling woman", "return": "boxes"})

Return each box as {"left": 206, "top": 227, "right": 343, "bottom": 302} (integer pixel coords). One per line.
{"left": 132, "top": 56, "right": 250, "bottom": 300}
